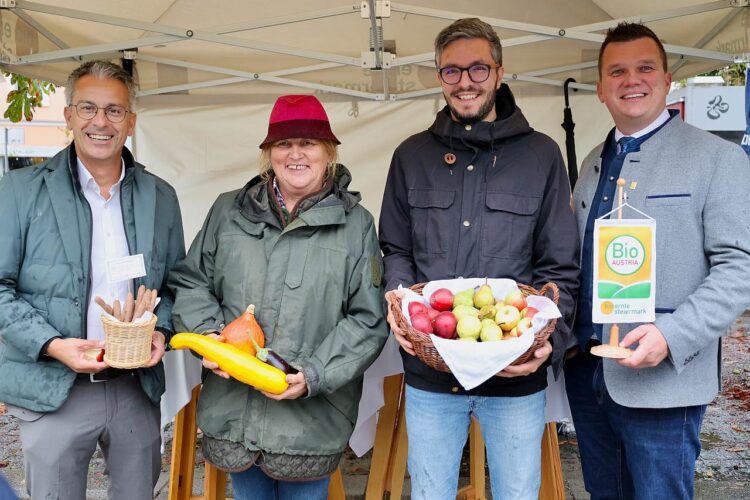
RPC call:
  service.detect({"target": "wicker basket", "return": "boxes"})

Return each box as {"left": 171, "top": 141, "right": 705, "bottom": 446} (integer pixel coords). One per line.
{"left": 390, "top": 282, "right": 559, "bottom": 372}
{"left": 101, "top": 314, "right": 157, "bottom": 369}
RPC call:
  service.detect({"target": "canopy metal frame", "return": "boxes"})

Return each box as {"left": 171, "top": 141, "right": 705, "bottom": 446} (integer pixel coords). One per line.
{"left": 0, "top": 0, "right": 746, "bottom": 101}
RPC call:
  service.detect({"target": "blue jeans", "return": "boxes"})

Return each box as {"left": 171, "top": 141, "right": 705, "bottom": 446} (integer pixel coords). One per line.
{"left": 564, "top": 349, "right": 706, "bottom": 500}
{"left": 230, "top": 465, "right": 329, "bottom": 500}
{"left": 405, "top": 384, "right": 546, "bottom": 500}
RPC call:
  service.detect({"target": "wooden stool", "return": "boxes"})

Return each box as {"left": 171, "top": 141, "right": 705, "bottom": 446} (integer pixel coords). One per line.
{"left": 168, "top": 385, "right": 346, "bottom": 500}
{"left": 365, "top": 374, "right": 565, "bottom": 500}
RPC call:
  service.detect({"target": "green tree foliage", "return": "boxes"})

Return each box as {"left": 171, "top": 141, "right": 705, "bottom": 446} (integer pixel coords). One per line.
{"left": 3, "top": 72, "right": 55, "bottom": 122}
{"left": 701, "top": 63, "right": 746, "bottom": 86}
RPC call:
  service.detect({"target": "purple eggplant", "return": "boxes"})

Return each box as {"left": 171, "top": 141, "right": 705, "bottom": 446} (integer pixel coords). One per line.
{"left": 251, "top": 338, "right": 299, "bottom": 374}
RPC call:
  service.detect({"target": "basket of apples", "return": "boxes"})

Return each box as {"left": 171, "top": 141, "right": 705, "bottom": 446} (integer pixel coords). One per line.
{"left": 390, "top": 278, "right": 559, "bottom": 374}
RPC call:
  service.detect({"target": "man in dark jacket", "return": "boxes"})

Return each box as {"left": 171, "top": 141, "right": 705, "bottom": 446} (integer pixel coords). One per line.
{"left": 0, "top": 61, "right": 185, "bottom": 500}
{"left": 380, "top": 18, "right": 579, "bottom": 500}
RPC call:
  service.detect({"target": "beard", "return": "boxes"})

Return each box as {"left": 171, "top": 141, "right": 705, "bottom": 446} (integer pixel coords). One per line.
{"left": 445, "top": 87, "right": 497, "bottom": 124}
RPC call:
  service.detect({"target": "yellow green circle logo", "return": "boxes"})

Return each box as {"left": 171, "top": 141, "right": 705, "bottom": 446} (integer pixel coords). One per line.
{"left": 605, "top": 235, "right": 645, "bottom": 276}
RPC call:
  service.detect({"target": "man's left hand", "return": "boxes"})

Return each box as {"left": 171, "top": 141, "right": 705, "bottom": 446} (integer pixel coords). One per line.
{"left": 142, "top": 331, "right": 167, "bottom": 368}
{"left": 617, "top": 323, "right": 669, "bottom": 369}
{"left": 497, "top": 340, "right": 552, "bottom": 378}
{"left": 262, "top": 372, "right": 308, "bottom": 400}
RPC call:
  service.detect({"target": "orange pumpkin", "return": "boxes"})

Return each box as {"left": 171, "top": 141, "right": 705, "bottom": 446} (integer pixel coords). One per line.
{"left": 220, "top": 304, "right": 265, "bottom": 356}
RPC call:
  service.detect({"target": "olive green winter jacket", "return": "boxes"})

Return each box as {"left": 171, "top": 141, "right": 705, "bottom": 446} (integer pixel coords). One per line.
{"left": 168, "top": 166, "right": 388, "bottom": 457}
{"left": 0, "top": 144, "right": 185, "bottom": 412}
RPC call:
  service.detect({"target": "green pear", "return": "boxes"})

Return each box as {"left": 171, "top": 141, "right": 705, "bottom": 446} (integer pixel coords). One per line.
{"left": 453, "top": 288, "right": 475, "bottom": 308}
{"left": 478, "top": 304, "right": 497, "bottom": 320}
{"left": 456, "top": 316, "right": 481, "bottom": 340}
{"left": 473, "top": 283, "right": 495, "bottom": 309}
{"left": 480, "top": 321, "right": 503, "bottom": 342}
{"left": 452, "top": 304, "right": 480, "bottom": 321}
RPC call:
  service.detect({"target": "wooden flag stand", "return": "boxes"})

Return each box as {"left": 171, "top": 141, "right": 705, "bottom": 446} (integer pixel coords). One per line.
{"left": 169, "top": 376, "right": 565, "bottom": 500}
{"left": 591, "top": 178, "right": 633, "bottom": 360}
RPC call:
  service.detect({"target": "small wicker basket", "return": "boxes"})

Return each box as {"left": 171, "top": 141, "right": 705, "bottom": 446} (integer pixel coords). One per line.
{"left": 101, "top": 314, "right": 157, "bottom": 369}
{"left": 389, "top": 282, "right": 559, "bottom": 372}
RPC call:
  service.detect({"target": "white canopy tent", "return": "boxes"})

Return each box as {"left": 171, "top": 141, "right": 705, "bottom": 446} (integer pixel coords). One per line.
{"left": 2, "top": 0, "right": 748, "bottom": 454}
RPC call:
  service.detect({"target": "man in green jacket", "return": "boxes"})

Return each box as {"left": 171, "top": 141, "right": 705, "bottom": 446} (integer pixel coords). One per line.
{"left": 0, "top": 61, "right": 185, "bottom": 500}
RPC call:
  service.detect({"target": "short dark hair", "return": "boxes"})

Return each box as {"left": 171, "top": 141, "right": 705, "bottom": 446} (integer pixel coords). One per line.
{"left": 65, "top": 60, "right": 137, "bottom": 110}
{"left": 598, "top": 22, "right": 667, "bottom": 77}
{"left": 434, "top": 18, "right": 502, "bottom": 68}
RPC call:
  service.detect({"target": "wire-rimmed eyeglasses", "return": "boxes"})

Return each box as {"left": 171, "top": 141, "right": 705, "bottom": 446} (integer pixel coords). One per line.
{"left": 69, "top": 102, "right": 131, "bottom": 123}
{"left": 437, "top": 64, "right": 497, "bottom": 85}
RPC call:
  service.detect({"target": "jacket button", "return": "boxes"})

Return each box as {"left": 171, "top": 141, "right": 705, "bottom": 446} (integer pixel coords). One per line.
{"left": 451, "top": 386, "right": 459, "bottom": 393}
{"left": 467, "top": 165, "right": 474, "bottom": 171}
{"left": 609, "top": 176, "right": 615, "bottom": 181}
{"left": 74, "top": 299, "right": 79, "bottom": 306}
{"left": 463, "top": 220, "right": 471, "bottom": 227}
{"left": 594, "top": 165, "right": 600, "bottom": 173}
{"left": 250, "top": 440, "right": 257, "bottom": 445}
{"left": 603, "top": 196, "right": 609, "bottom": 202}
{"left": 464, "top": 124, "right": 472, "bottom": 131}
{"left": 581, "top": 200, "right": 586, "bottom": 208}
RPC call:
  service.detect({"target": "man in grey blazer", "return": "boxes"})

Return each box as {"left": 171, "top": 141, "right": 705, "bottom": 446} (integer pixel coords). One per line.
{"left": 566, "top": 22, "right": 750, "bottom": 500}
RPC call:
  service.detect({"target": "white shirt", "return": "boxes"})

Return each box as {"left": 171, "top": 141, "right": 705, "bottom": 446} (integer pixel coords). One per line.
{"left": 77, "top": 159, "right": 130, "bottom": 341}
{"left": 614, "top": 109, "right": 670, "bottom": 142}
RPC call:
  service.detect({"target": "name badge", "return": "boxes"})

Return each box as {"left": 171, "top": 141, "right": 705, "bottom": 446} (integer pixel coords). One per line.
{"left": 106, "top": 254, "right": 146, "bottom": 283}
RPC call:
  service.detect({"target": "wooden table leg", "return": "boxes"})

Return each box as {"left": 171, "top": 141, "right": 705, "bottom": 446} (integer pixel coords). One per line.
{"left": 385, "top": 398, "right": 409, "bottom": 500}
{"left": 365, "top": 374, "right": 404, "bottom": 500}
{"left": 327, "top": 466, "right": 346, "bottom": 500}
{"left": 169, "top": 385, "right": 200, "bottom": 500}
{"left": 203, "top": 462, "right": 227, "bottom": 500}
{"left": 539, "top": 422, "right": 565, "bottom": 500}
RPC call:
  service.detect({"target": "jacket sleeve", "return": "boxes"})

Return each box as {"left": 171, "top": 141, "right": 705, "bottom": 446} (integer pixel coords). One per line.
{"left": 656, "top": 145, "right": 750, "bottom": 372}
{"left": 379, "top": 149, "right": 417, "bottom": 291}
{"left": 297, "top": 211, "right": 389, "bottom": 397}
{"left": 168, "top": 201, "right": 226, "bottom": 335}
{"left": 531, "top": 142, "right": 580, "bottom": 376}
{"left": 0, "top": 173, "right": 63, "bottom": 360}
{"left": 153, "top": 190, "right": 186, "bottom": 339}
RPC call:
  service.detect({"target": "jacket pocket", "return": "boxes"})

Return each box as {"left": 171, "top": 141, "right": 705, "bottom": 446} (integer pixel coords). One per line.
{"left": 644, "top": 193, "right": 691, "bottom": 207}
{"left": 482, "top": 192, "right": 539, "bottom": 259}
{"left": 407, "top": 189, "right": 456, "bottom": 255}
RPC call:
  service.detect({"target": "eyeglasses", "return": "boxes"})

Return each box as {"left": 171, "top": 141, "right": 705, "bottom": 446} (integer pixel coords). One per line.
{"left": 69, "top": 102, "right": 131, "bottom": 123}
{"left": 437, "top": 64, "right": 496, "bottom": 85}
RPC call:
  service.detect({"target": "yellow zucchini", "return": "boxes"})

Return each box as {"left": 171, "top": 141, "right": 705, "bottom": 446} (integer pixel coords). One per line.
{"left": 170, "top": 333, "right": 288, "bottom": 394}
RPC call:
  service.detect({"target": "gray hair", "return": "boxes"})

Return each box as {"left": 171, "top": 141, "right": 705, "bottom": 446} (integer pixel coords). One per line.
{"left": 434, "top": 18, "right": 503, "bottom": 68}
{"left": 64, "top": 60, "right": 137, "bottom": 110}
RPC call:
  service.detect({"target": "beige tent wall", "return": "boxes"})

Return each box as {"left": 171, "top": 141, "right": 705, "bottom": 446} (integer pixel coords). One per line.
{"left": 135, "top": 87, "right": 613, "bottom": 242}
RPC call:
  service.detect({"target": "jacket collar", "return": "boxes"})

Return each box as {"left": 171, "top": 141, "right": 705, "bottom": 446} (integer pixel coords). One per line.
{"left": 42, "top": 143, "right": 155, "bottom": 270}
{"left": 235, "top": 165, "right": 359, "bottom": 230}
{"left": 428, "top": 83, "right": 532, "bottom": 150}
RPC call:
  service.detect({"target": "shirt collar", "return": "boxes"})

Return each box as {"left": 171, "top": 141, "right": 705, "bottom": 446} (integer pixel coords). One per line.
{"left": 76, "top": 158, "right": 125, "bottom": 195}
{"left": 614, "top": 109, "right": 670, "bottom": 142}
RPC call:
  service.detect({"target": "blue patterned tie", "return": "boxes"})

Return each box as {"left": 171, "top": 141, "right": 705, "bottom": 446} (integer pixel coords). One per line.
{"left": 618, "top": 136, "right": 636, "bottom": 155}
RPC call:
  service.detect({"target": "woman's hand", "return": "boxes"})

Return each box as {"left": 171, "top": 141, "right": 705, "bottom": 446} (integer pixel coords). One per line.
{"left": 202, "top": 333, "right": 231, "bottom": 379}
{"left": 262, "top": 372, "right": 308, "bottom": 400}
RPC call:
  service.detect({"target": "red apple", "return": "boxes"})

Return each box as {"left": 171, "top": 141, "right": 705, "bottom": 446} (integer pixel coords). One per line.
{"left": 433, "top": 311, "right": 458, "bottom": 339}
{"left": 503, "top": 290, "right": 527, "bottom": 311}
{"left": 410, "top": 313, "right": 433, "bottom": 334}
{"left": 429, "top": 288, "right": 454, "bottom": 312}
{"left": 426, "top": 308, "right": 441, "bottom": 321}
{"left": 523, "top": 306, "right": 539, "bottom": 319}
{"left": 408, "top": 301, "right": 429, "bottom": 318}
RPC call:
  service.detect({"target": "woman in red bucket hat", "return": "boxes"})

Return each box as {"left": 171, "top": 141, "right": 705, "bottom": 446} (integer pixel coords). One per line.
{"left": 169, "top": 95, "right": 388, "bottom": 499}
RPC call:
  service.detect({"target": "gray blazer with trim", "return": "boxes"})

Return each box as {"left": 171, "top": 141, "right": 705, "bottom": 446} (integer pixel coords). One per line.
{"left": 573, "top": 116, "right": 750, "bottom": 408}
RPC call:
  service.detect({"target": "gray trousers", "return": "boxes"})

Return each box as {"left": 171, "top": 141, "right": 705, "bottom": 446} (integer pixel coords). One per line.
{"left": 10, "top": 373, "right": 161, "bottom": 500}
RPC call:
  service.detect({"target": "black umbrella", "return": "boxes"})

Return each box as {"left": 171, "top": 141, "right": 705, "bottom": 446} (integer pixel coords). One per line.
{"left": 562, "top": 78, "right": 578, "bottom": 189}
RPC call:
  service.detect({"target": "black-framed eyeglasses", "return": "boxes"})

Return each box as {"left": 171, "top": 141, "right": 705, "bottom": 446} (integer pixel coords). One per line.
{"left": 69, "top": 102, "right": 131, "bottom": 123}
{"left": 437, "top": 64, "right": 496, "bottom": 85}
